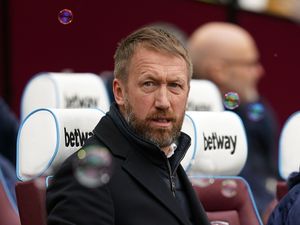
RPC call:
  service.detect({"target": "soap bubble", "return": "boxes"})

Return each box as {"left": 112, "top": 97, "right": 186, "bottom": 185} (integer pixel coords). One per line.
{"left": 223, "top": 92, "right": 240, "bottom": 110}
{"left": 210, "top": 221, "right": 229, "bottom": 225}
{"left": 74, "top": 145, "right": 113, "bottom": 188}
{"left": 33, "top": 177, "right": 47, "bottom": 190}
{"left": 247, "top": 102, "right": 265, "bottom": 121}
{"left": 190, "top": 177, "right": 215, "bottom": 188}
{"left": 221, "top": 179, "right": 238, "bottom": 198}
{"left": 58, "top": 9, "right": 73, "bottom": 25}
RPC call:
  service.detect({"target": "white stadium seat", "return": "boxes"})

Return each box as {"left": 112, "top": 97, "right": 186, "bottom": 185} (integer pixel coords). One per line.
{"left": 181, "top": 111, "right": 247, "bottom": 176}
{"left": 278, "top": 111, "right": 300, "bottom": 180}
{"left": 16, "top": 108, "right": 105, "bottom": 181}
{"left": 187, "top": 79, "right": 224, "bottom": 112}
{"left": 20, "top": 72, "right": 110, "bottom": 120}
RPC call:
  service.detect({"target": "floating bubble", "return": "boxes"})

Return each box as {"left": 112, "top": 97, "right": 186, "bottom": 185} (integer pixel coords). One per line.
{"left": 58, "top": 9, "right": 73, "bottom": 25}
{"left": 33, "top": 177, "right": 47, "bottom": 190}
{"left": 190, "top": 177, "right": 215, "bottom": 188}
{"left": 74, "top": 145, "right": 113, "bottom": 188}
{"left": 247, "top": 102, "right": 265, "bottom": 121}
{"left": 221, "top": 179, "right": 238, "bottom": 198}
{"left": 210, "top": 221, "right": 229, "bottom": 225}
{"left": 223, "top": 92, "right": 240, "bottom": 110}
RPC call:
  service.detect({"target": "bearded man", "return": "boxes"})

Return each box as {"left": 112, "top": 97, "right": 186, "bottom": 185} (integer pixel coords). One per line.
{"left": 47, "top": 26, "right": 210, "bottom": 225}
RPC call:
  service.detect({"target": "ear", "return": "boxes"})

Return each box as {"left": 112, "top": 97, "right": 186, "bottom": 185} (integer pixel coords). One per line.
{"left": 113, "top": 78, "right": 125, "bottom": 105}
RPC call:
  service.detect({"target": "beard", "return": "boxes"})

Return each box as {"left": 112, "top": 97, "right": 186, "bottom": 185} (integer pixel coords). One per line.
{"left": 123, "top": 98, "right": 183, "bottom": 148}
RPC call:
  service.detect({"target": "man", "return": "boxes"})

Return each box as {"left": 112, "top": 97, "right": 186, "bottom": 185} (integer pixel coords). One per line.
{"left": 0, "top": 97, "right": 18, "bottom": 202}
{"left": 47, "top": 26, "right": 210, "bottom": 225}
{"left": 267, "top": 170, "right": 300, "bottom": 225}
{"left": 0, "top": 97, "right": 19, "bottom": 167}
{"left": 188, "top": 22, "right": 279, "bottom": 214}
{"left": 188, "top": 22, "right": 265, "bottom": 103}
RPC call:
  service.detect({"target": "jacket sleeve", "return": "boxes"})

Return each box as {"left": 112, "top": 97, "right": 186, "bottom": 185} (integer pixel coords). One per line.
{"left": 286, "top": 185, "right": 300, "bottom": 225}
{"left": 46, "top": 153, "right": 114, "bottom": 225}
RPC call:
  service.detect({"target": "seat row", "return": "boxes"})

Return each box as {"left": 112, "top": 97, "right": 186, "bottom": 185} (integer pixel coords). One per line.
{"left": 0, "top": 72, "right": 298, "bottom": 225}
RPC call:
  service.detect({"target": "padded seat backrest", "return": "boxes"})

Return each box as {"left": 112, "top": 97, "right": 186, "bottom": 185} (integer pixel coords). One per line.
{"left": 21, "top": 72, "right": 110, "bottom": 120}
{"left": 181, "top": 111, "right": 247, "bottom": 176}
{"left": 278, "top": 111, "right": 300, "bottom": 180}
{"left": 187, "top": 79, "right": 224, "bottom": 112}
{"left": 181, "top": 111, "right": 262, "bottom": 224}
{"left": 16, "top": 108, "right": 105, "bottom": 181}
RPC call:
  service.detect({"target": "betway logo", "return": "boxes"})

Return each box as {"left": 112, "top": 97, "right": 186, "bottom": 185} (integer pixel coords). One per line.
{"left": 64, "top": 127, "right": 93, "bottom": 147}
{"left": 65, "top": 95, "right": 98, "bottom": 108}
{"left": 203, "top": 132, "right": 237, "bottom": 155}
{"left": 187, "top": 101, "right": 211, "bottom": 111}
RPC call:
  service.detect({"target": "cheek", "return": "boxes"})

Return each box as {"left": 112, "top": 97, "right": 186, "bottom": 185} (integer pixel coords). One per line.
{"left": 131, "top": 95, "right": 154, "bottom": 117}
{"left": 172, "top": 95, "right": 188, "bottom": 113}
{"left": 228, "top": 72, "right": 244, "bottom": 88}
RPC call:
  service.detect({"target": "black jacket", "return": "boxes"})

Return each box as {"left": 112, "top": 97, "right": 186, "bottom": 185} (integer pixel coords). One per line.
{"left": 267, "top": 172, "right": 300, "bottom": 225}
{"left": 47, "top": 103, "right": 210, "bottom": 225}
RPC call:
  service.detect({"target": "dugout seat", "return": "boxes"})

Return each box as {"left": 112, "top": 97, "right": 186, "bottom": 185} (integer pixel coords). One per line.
{"left": 181, "top": 110, "right": 262, "bottom": 225}
{"left": 187, "top": 79, "right": 224, "bottom": 112}
{"left": 20, "top": 72, "right": 110, "bottom": 121}
{"left": 15, "top": 108, "right": 105, "bottom": 225}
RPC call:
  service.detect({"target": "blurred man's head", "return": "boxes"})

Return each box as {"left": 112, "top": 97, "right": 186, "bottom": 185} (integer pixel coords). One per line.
{"left": 188, "top": 22, "right": 264, "bottom": 103}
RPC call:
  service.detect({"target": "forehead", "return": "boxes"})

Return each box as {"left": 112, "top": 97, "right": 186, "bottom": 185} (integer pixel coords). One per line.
{"left": 129, "top": 47, "right": 188, "bottom": 73}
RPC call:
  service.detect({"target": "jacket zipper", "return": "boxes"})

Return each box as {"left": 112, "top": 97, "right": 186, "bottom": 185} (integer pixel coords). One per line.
{"left": 166, "top": 160, "right": 176, "bottom": 197}
{"left": 165, "top": 141, "right": 191, "bottom": 198}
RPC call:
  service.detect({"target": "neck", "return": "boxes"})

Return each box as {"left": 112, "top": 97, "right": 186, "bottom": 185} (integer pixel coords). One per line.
{"left": 161, "top": 143, "right": 177, "bottom": 158}
{"left": 161, "top": 146, "right": 171, "bottom": 156}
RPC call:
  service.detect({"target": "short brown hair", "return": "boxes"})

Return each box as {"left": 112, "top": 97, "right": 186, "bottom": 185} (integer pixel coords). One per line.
{"left": 114, "top": 26, "right": 192, "bottom": 83}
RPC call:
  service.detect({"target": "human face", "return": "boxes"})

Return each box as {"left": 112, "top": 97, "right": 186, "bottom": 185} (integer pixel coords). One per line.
{"left": 114, "top": 47, "right": 190, "bottom": 149}
{"left": 222, "top": 43, "right": 264, "bottom": 103}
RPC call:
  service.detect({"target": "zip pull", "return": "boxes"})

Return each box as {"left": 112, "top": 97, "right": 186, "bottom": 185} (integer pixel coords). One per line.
{"left": 170, "top": 175, "right": 176, "bottom": 197}
{"left": 166, "top": 159, "right": 176, "bottom": 197}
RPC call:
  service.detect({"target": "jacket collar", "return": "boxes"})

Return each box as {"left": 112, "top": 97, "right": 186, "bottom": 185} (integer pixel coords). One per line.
{"left": 288, "top": 171, "right": 300, "bottom": 189}
{"left": 94, "top": 103, "right": 191, "bottom": 171}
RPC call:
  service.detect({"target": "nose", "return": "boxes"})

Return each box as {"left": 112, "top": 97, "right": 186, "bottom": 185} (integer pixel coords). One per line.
{"left": 155, "top": 86, "right": 171, "bottom": 110}
{"left": 255, "top": 62, "right": 265, "bottom": 79}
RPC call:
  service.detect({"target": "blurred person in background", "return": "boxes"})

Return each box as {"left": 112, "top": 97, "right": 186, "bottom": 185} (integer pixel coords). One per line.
{"left": 188, "top": 21, "right": 279, "bottom": 215}
{"left": 0, "top": 97, "right": 18, "bottom": 167}
{"left": 0, "top": 97, "right": 19, "bottom": 202}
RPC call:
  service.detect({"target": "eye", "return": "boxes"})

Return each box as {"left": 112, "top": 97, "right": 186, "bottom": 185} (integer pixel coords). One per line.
{"left": 143, "top": 81, "right": 155, "bottom": 87}
{"left": 141, "top": 80, "right": 157, "bottom": 92}
{"left": 168, "top": 82, "right": 185, "bottom": 94}
{"left": 168, "top": 82, "right": 182, "bottom": 89}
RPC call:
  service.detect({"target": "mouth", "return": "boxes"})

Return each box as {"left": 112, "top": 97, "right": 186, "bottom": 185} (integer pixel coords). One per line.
{"left": 150, "top": 117, "right": 173, "bottom": 128}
